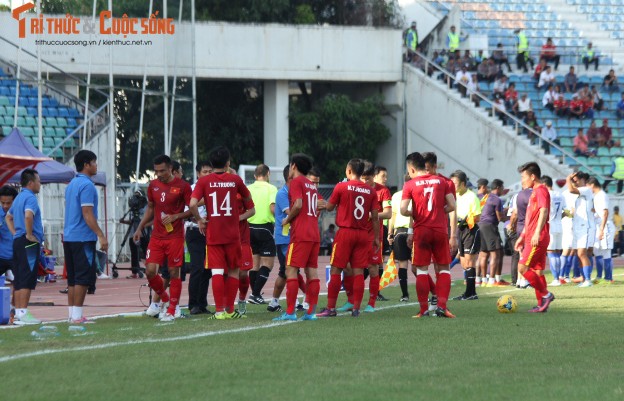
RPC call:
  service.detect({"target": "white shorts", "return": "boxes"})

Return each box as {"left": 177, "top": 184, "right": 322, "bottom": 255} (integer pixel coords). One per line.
{"left": 594, "top": 222, "right": 615, "bottom": 250}
{"left": 548, "top": 232, "right": 562, "bottom": 251}
{"left": 561, "top": 218, "right": 574, "bottom": 250}
{"left": 573, "top": 227, "right": 590, "bottom": 249}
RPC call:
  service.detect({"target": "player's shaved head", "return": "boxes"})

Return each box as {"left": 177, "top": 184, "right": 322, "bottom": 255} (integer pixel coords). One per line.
{"left": 254, "top": 164, "right": 270, "bottom": 178}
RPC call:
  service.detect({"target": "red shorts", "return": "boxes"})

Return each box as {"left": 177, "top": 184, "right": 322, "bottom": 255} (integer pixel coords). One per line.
{"left": 368, "top": 231, "right": 382, "bottom": 265}
{"left": 330, "top": 228, "right": 369, "bottom": 269}
{"left": 411, "top": 228, "right": 451, "bottom": 266}
{"left": 286, "top": 241, "right": 319, "bottom": 269}
{"left": 146, "top": 237, "right": 184, "bottom": 267}
{"left": 240, "top": 243, "right": 253, "bottom": 271}
{"left": 205, "top": 243, "right": 242, "bottom": 270}
{"left": 519, "top": 244, "right": 547, "bottom": 271}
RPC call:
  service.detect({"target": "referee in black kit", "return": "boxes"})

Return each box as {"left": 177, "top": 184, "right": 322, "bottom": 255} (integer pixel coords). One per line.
{"left": 186, "top": 162, "right": 212, "bottom": 315}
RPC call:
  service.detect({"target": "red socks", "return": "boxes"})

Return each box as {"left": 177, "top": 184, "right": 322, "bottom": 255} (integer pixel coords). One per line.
{"left": 239, "top": 275, "right": 250, "bottom": 301}
{"left": 524, "top": 269, "right": 548, "bottom": 303}
{"left": 416, "top": 273, "right": 431, "bottom": 314}
{"left": 166, "top": 277, "right": 182, "bottom": 315}
{"left": 344, "top": 275, "right": 354, "bottom": 304}
{"left": 147, "top": 275, "right": 170, "bottom": 303}
{"left": 368, "top": 275, "right": 380, "bottom": 307}
{"left": 225, "top": 276, "right": 239, "bottom": 313}
{"left": 212, "top": 274, "right": 225, "bottom": 313}
{"left": 306, "top": 279, "right": 320, "bottom": 315}
{"left": 436, "top": 271, "right": 451, "bottom": 310}
{"left": 286, "top": 278, "right": 298, "bottom": 315}
{"left": 352, "top": 274, "right": 365, "bottom": 310}
{"left": 428, "top": 274, "right": 437, "bottom": 296}
{"left": 298, "top": 273, "right": 306, "bottom": 292}
{"left": 327, "top": 274, "right": 342, "bottom": 309}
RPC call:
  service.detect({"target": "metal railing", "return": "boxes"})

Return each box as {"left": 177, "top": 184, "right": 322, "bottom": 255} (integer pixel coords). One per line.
{"left": 408, "top": 49, "right": 605, "bottom": 179}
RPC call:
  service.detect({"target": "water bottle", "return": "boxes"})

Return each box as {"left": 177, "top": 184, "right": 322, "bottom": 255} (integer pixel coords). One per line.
{"left": 68, "top": 325, "right": 86, "bottom": 334}
{"left": 31, "top": 326, "right": 60, "bottom": 340}
{"left": 161, "top": 212, "right": 174, "bottom": 233}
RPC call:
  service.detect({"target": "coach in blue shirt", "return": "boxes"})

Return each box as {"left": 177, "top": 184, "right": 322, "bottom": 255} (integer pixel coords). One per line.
{"left": 267, "top": 165, "right": 292, "bottom": 311}
{"left": 0, "top": 186, "right": 18, "bottom": 278}
{"left": 63, "top": 150, "right": 108, "bottom": 324}
{"left": 6, "top": 169, "right": 43, "bottom": 325}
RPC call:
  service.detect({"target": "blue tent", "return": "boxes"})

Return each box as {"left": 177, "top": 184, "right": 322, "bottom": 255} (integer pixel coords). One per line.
{"left": 1, "top": 128, "right": 106, "bottom": 186}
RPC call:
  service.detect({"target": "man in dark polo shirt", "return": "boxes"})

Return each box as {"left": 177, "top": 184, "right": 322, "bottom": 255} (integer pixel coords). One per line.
{"left": 508, "top": 187, "right": 533, "bottom": 287}
{"left": 478, "top": 179, "right": 509, "bottom": 287}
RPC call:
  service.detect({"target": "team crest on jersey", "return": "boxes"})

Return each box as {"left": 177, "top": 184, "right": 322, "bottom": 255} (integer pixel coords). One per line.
{"left": 153, "top": 187, "right": 159, "bottom": 192}
{"left": 170, "top": 187, "right": 180, "bottom": 194}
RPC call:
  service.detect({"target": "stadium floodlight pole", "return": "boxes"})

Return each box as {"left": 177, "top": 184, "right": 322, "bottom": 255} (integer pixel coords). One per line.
{"left": 36, "top": 0, "right": 42, "bottom": 153}
{"left": 133, "top": 0, "right": 154, "bottom": 192}
{"left": 163, "top": 0, "right": 170, "bottom": 155}
{"left": 82, "top": 0, "right": 98, "bottom": 147}
{"left": 167, "top": 0, "right": 184, "bottom": 158}
{"left": 13, "top": 42, "right": 20, "bottom": 127}
{"left": 191, "top": 0, "right": 197, "bottom": 182}
{"left": 108, "top": 0, "right": 117, "bottom": 267}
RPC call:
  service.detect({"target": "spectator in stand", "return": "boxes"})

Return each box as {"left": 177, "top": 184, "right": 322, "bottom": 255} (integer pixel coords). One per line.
{"left": 541, "top": 120, "right": 559, "bottom": 154}
{"left": 455, "top": 64, "right": 471, "bottom": 97}
{"left": 487, "top": 58, "right": 501, "bottom": 81}
{"left": 569, "top": 94, "right": 585, "bottom": 119}
{"left": 602, "top": 69, "right": 620, "bottom": 93}
{"left": 475, "top": 50, "right": 485, "bottom": 66}
{"left": 504, "top": 83, "right": 518, "bottom": 110}
{"left": 514, "top": 92, "right": 532, "bottom": 119}
{"left": 564, "top": 66, "right": 578, "bottom": 93}
{"left": 524, "top": 110, "right": 541, "bottom": 143}
{"left": 433, "top": 51, "right": 447, "bottom": 67}
{"left": 584, "top": 94, "right": 595, "bottom": 120}
{"left": 542, "top": 84, "right": 556, "bottom": 111}
{"left": 540, "top": 37, "right": 560, "bottom": 71}
{"left": 462, "top": 50, "right": 476, "bottom": 71}
{"left": 412, "top": 54, "right": 434, "bottom": 77}
{"left": 515, "top": 28, "right": 534, "bottom": 72}
{"left": 492, "top": 43, "right": 512, "bottom": 73}
{"left": 493, "top": 94, "right": 507, "bottom": 125}
{"left": 573, "top": 128, "right": 595, "bottom": 157}
{"left": 538, "top": 65, "right": 555, "bottom": 90}
{"left": 603, "top": 160, "right": 624, "bottom": 194}
{"left": 405, "top": 21, "right": 418, "bottom": 62}
{"left": 576, "top": 83, "right": 590, "bottom": 100}
{"left": 493, "top": 75, "right": 508, "bottom": 97}
{"left": 467, "top": 74, "right": 480, "bottom": 107}
{"left": 444, "top": 57, "right": 458, "bottom": 88}
{"left": 553, "top": 92, "right": 569, "bottom": 117}
{"left": 447, "top": 25, "right": 468, "bottom": 53}
{"left": 582, "top": 42, "right": 599, "bottom": 71}
{"left": 590, "top": 85, "right": 604, "bottom": 112}
{"left": 587, "top": 120, "right": 600, "bottom": 146}
{"left": 599, "top": 119, "right": 614, "bottom": 148}
{"left": 534, "top": 58, "right": 547, "bottom": 81}
{"left": 617, "top": 93, "right": 624, "bottom": 119}
{"left": 477, "top": 58, "right": 491, "bottom": 83}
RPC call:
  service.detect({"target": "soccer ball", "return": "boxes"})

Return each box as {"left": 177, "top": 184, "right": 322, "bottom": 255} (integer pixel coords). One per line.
{"left": 497, "top": 295, "right": 517, "bottom": 313}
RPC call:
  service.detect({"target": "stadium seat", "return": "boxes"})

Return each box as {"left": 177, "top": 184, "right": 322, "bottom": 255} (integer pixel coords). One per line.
{"left": 55, "top": 128, "right": 65, "bottom": 137}
{"left": 21, "top": 127, "right": 34, "bottom": 137}
{"left": 44, "top": 127, "right": 55, "bottom": 137}
{"left": 57, "top": 117, "right": 68, "bottom": 128}
{"left": 16, "top": 116, "right": 25, "bottom": 126}
{"left": 2, "top": 126, "right": 11, "bottom": 136}
{"left": 43, "top": 137, "right": 55, "bottom": 148}
{"left": 4, "top": 116, "right": 14, "bottom": 126}
{"left": 46, "top": 117, "right": 58, "bottom": 127}
{"left": 0, "top": 96, "right": 9, "bottom": 106}
{"left": 48, "top": 108, "right": 59, "bottom": 117}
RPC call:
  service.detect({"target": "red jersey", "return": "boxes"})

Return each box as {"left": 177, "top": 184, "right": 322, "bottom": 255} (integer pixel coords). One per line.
{"left": 237, "top": 193, "right": 253, "bottom": 245}
{"left": 524, "top": 184, "right": 550, "bottom": 243}
{"left": 329, "top": 180, "right": 377, "bottom": 231}
{"left": 289, "top": 175, "right": 320, "bottom": 243}
{"left": 438, "top": 173, "right": 456, "bottom": 199}
{"left": 554, "top": 98, "right": 568, "bottom": 110}
{"left": 402, "top": 174, "right": 452, "bottom": 234}
{"left": 570, "top": 99, "right": 583, "bottom": 111}
{"left": 147, "top": 177, "right": 192, "bottom": 240}
{"left": 191, "top": 172, "right": 252, "bottom": 245}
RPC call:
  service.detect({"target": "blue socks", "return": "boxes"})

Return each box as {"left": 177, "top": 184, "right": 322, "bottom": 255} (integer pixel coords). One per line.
{"left": 582, "top": 265, "right": 592, "bottom": 282}
{"left": 604, "top": 258, "right": 613, "bottom": 281}
{"left": 595, "top": 256, "right": 604, "bottom": 279}
{"left": 548, "top": 253, "right": 561, "bottom": 280}
{"left": 573, "top": 256, "right": 581, "bottom": 278}
{"left": 450, "top": 257, "right": 460, "bottom": 269}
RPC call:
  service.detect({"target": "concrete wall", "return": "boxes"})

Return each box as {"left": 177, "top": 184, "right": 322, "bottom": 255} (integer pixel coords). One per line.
{"left": 0, "top": 14, "right": 403, "bottom": 82}
{"left": 404, "top": 65, "right": 571, "bottom": 185}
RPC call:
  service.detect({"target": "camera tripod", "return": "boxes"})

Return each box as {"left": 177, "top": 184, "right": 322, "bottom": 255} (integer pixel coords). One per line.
{"left": 111, "top": 209, "right": 148, "bottom": 279}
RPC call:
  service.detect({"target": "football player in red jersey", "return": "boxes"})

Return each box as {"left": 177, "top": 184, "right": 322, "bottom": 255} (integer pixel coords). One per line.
{"left": 400, "top": 152, "right": 456, "bottom": 318}
{"left": 133, "top": 155, "right": 193, "bottom": 322}
{"left": 318, "top": 159, "right": 379, "bottom": 317}
{"left": 514, "top": 162, "right": 555, "bottom": 312}
{"left": 236, "top": 191, "right": 256, "bottom": 314}
{"left": 370, "top": 165, "right": 393, "bottom": 307}
{"left": 190, "top": 146, "right": 255, "bottom": 320}
{"left": 273, "top": 153, "right": 321, "bottom": 321}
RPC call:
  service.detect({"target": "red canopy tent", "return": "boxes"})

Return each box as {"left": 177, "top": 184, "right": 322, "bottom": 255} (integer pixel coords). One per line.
{"left": 0, "top": 128, "right": 52, "bottom": 186}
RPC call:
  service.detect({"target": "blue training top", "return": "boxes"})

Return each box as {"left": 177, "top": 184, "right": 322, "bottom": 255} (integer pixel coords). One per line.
{"left": 273, "top": 185, "right": 290, "bottom": 245}
{"left": 8, "top": 188, "right": 44, "bottom": 242}
{"left": 64, "top": 173, "right": 99, "bottom": 242}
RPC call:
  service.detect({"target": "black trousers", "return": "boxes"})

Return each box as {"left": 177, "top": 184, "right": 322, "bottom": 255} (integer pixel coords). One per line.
{"left": 186, "top": 227, "right": 211, "bottom": 309}
{"left": 508, "top": 230, "right": 519, "bottom": 284}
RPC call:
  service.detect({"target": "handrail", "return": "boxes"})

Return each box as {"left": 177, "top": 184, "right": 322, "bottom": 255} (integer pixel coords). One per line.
{"left": 409, "top": 49, "right": 605, "bottom": 179}
{"left": 428, "top": 0, "right": 478, "bottom": 31}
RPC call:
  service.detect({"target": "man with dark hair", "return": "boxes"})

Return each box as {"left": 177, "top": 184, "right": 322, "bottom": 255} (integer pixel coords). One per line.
{"left": 450, "top": 170, "right": 482, "bottom": 300}
{"left": 247, "top": 164, "right": 278, "bottom": 305}
{"left": 5, "top": 169, "right": 43, "bottom": 325}
{"left": 186, "top": 161, "right": 212, "bottom": 315}
{"left": 588, "top": 177, "right": 615, "bottom": 284}
{"left": 515, "top": 162, "right": 555, "bottom": 312}
{"left": 0, "top": 186, "right": 18, "bottom": 281}
{"left": 388, "top": 174, "right": 412, "bottom": 301}
{"left": 542, "top": 175, "right": 565, "bottom": 286}
{"left": 172, "top": 160, "right": 183, "bottom": 179}
{"left": 133, "top": 154, "right": 193, "bottom": 322}
{"left": 63, "top": 150, "right": 108, "bottom": 324}
{"left": 371, "top": 165, "right": 392, "bottom": 305}
{"left": 190, "top": 146, "right": 255, "bottom": 319}
{"left": 318, "top": 158, "right": 379, "bottom": 318}
{"left": 567, "top": 171, "right": 596, "bottom": 287}
{"left": 273, "top": 153, "right": 321, "bottom": 320}
{"left": 478, "top": 179, "right": 507, "bottom": 287}
{"left": 401, "top": 152, "right": 456, "bottom": 318}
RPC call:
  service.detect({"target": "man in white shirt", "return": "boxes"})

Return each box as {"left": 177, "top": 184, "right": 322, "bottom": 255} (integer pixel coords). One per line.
{"left": 542, "top": 176, "right": 565, "bottom": 286}
{"left": 515, "top": 93, "right": 532, "bottom": 119}
{"left": 541, "top": 120, "right": 558, "bottom": 154}
{"left": 493, "top": 75, "right": 508, "bottom": 96}
{"left": 567, "top": 172, "right": 595, "bottom": 287}
{"left": 588, "top": 177, "right": 615, "bottom": 284}
{"left": 560, "top": 188, "right": 578, "bottom": 283}
{"left": 542, "top": 85, "right": 555, "bottom": 110}
{"left": 455, "top": 64, "right": 471, "bottom": 97}
{"left": 538, "top": 65, "right": 555, "bottom": 89}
